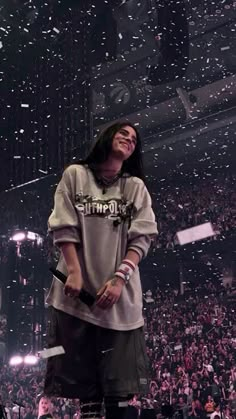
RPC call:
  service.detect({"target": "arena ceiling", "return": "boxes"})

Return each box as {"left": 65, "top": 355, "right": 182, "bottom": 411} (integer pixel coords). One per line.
{"left": 0, "top": 0, "right": 236, "bottom": 191}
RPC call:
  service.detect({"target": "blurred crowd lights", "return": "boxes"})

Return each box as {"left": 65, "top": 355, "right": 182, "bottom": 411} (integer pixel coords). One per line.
{"left": 9, "top": 354, "right": 39, "bottom": 366}
{"left": 9, "top": 230, "right": 43, "bottom": 245}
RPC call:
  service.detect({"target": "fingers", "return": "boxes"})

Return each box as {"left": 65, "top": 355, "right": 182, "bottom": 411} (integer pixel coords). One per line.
{"left": 96, "top": 291, "right": 116, "bottom": 310}
{"left": 96, "top": 284, "right": 107, "bottom": 297}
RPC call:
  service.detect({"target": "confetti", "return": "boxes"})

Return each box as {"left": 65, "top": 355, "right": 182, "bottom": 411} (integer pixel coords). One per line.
{"left": 0, "top": 1, "right": 235, "bottom": 395}
{"left": 39, "top": 346, "right": 65, "bottom": 359}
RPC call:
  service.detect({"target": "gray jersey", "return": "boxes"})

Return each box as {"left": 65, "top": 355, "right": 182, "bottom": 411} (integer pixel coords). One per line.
{"left": 46, "top": 164, "right": 158, "bottom": 330}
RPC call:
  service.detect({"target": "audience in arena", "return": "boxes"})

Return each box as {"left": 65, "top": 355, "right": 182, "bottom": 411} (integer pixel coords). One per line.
{"left": 153, "top": 173, "right": 236, "bottom": 249}
{"left": 0, "top": 170, "right": 235, "bottom": 417}
{"left": 0, "top": 277, "right": 235, "bottom": 418}
{"left": 0, "top": 172, "right": 235, "bottom": 251}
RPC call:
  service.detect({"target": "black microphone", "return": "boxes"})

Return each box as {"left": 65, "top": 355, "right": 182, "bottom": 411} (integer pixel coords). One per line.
{"left": 49, "top": 267, "right": 95, "bottom": 307}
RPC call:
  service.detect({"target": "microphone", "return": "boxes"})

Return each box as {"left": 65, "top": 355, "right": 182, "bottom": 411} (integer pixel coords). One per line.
{"left": 49, "top": 267, "right": 95, "bottom": 307}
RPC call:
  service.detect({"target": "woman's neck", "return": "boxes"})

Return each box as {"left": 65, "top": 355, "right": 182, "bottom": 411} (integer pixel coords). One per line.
{"left": 97, "top": 157, "right": 123, "bottom": 178}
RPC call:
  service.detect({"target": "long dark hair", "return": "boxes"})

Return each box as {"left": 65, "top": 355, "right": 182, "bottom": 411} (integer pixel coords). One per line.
{"left": 78, "top": 121, "right": 145, "bottom": 181}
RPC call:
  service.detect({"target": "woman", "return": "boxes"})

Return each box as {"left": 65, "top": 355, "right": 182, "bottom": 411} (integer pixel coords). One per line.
{"left": 44, "top": 121, "right": 158, "bottom": 419}
{"left": 38, "top": 397, "right": 53, "bottom": 419}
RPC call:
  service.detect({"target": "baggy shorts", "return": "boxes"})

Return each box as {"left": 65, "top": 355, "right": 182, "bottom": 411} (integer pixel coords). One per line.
{"left": 44, "top": 307, "right": 149, "bottom": 401}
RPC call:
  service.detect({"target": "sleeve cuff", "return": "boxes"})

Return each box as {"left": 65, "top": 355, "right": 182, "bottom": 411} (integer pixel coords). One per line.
{"left": 128, "top": 235, "right": 153, "bottom": 259}
{"left": 127, "top": 246, "right": 144, "bottom": 260}
{"left": 51, "top": 227, "right": 81, "bottom": 246}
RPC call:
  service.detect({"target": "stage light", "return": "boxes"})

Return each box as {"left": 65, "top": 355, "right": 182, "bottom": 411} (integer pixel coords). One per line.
{"left": 27, "top": 231, "right": 43, "bottom": 245}
{"left": 10, "top": 230, "right": 43, "bottom": 245}
{"left": 26, "top": 231, "right": 37, "bottom": 241}
{"left": 24, "top": 355, "right": 38, "bottom": 365}
{"left": 9, "top": 354, "right": 39, "bottom": 366}
{"left": 11, "top": 232, "right": 26, "bottom": 242}
{"left": 9, "top": 355, "right": 24, "bottom": 366}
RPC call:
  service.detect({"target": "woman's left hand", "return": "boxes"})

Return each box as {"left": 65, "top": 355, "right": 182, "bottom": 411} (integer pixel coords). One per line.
{"left": 96, "top": 277, "right": 124, "bottom": 310}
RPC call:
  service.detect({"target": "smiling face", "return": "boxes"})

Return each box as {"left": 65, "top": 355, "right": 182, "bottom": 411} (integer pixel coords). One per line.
{"left": 111, "top": 125, "right": 137, "bottom": 161}
{"left": 39, "top": 397, "right": 50, "bottom": 415}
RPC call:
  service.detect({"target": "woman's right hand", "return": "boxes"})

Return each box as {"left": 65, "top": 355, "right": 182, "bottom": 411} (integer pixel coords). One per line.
{"left": 64, "top": 271, "right": 83, "bottom": 298}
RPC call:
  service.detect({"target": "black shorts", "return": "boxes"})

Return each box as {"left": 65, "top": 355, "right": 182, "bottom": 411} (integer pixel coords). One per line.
{"left": 44, "top": 307, "right": 149, "bottom": 401}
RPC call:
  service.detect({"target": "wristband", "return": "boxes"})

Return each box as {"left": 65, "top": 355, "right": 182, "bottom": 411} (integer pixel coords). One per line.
{"left": 114, "top": 259, "right": 136, "bottom": 285}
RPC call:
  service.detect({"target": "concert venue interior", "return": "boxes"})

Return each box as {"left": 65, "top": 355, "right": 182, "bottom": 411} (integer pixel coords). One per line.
{"left": 0, "top": 0, "right": 235, "bottom": 418}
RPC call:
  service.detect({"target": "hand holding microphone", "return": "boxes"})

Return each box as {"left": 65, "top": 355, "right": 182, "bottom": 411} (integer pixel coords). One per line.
{"left": 50, "top": 267, "right": 95, "bottom": 307}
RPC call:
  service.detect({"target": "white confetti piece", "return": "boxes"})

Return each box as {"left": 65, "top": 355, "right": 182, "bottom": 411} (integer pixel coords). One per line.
{"left": 39, "top": 346, "right": 65, "bottom": 359}
{"left": 176, "top": 222, "right": 215, "bottom": 245}
{"left": 101, "top": 348, "right": 114, "bottom": 354}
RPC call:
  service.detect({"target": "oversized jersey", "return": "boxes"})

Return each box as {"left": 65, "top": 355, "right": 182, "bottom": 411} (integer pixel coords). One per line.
{"left": 46, "top": 164, "right": 158, "bottom": 330}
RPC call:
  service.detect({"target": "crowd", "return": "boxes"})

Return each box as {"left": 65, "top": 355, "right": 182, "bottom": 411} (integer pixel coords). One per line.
{"left": 153, "top": 173, "right": 236, "bottom": 249}
{"left": 0, "top": 172, "right": 235, "bottom": 252}
{"left": 142, "top": 279, "right": 236, "bottom": 418}
{"left": 0, "top": 277, "right": 235, "bottom": 419}
{"left": 0, "top": 170, "right": 236, "bottom": 418}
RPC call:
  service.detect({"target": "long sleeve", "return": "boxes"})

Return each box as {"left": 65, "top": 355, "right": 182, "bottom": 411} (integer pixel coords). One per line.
{"left": 48, "top": 166, "right": 81, "bottom": 245}
{"left": 46, "top": 168, "right": 151, "bottom": 330}
{"left": 127, "top": 180, "right": 158, "bottom": 259}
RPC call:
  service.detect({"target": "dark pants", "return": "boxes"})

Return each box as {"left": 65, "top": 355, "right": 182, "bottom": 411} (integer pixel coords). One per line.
{"left": 44, "top": 307, "right": 149, "bottom": 401}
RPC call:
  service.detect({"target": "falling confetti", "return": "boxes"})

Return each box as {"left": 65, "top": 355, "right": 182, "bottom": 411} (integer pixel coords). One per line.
{"left": 0, "top": 2, "right": 235, "bottom": 416}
